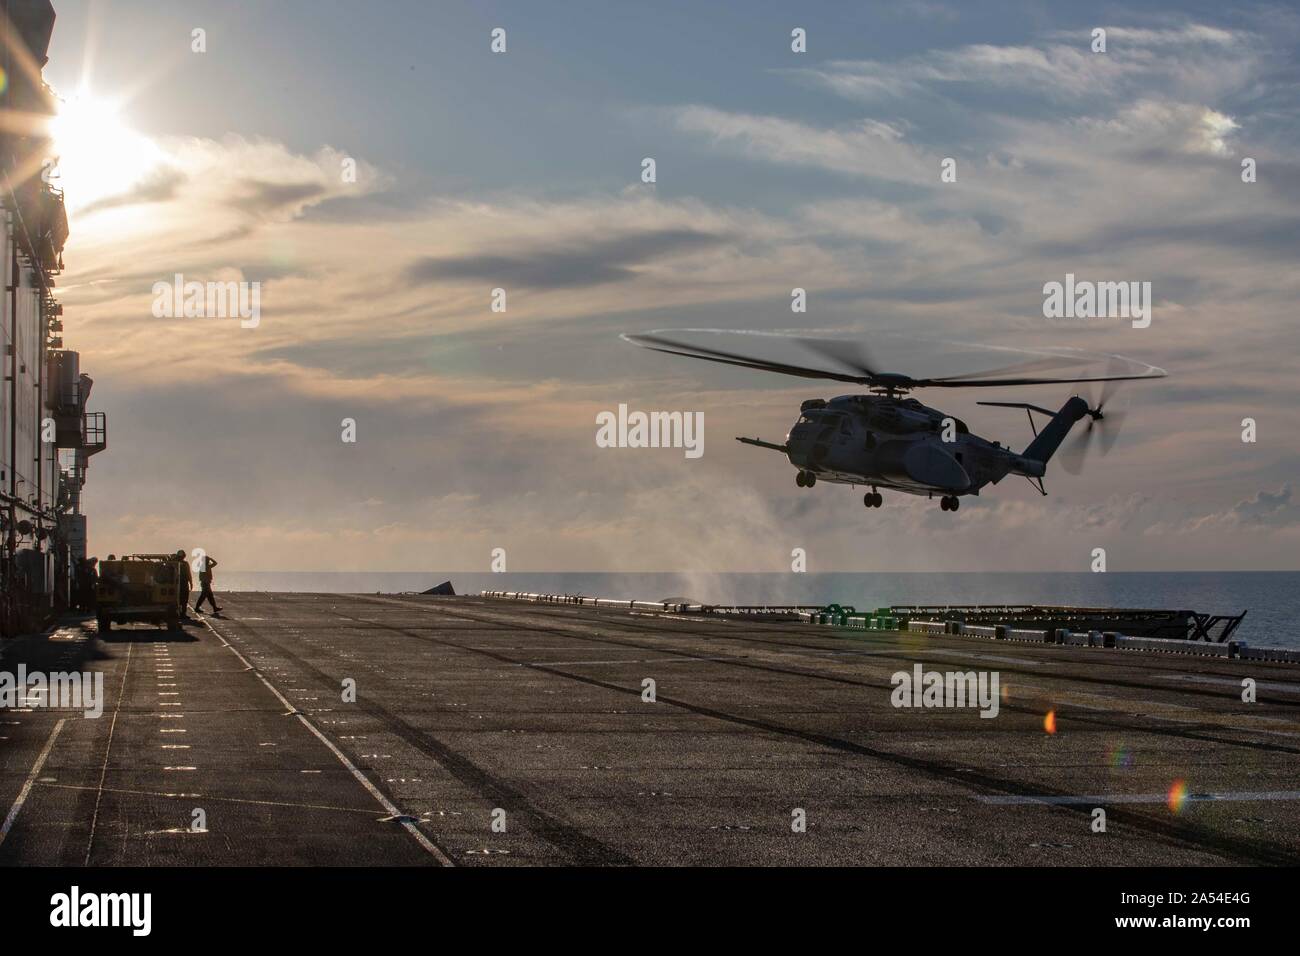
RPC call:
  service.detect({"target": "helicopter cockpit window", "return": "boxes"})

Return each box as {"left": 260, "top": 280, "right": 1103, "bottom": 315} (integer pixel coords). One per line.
{"left": 800, "top": 410, "right": 840, "bottom": 426}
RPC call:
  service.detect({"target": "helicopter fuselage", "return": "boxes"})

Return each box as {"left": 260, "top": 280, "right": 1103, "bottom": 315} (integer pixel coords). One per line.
{"left": 779, "top": 394, "right": 1048, "bottom": 498}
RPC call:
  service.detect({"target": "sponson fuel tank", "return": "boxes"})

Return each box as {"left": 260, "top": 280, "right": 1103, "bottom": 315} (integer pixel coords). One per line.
{"left": 873, "top": 439, "right": 971, "bottom": 491}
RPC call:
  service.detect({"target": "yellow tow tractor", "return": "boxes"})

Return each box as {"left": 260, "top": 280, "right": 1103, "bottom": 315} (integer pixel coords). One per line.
{"left": 95, "top": 553, "right": 186, "bottom": 633}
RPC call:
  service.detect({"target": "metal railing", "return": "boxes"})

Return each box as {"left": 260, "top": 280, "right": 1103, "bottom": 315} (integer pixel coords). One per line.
{"left": 83, "top": 411, "right": 106, "bottom": 452}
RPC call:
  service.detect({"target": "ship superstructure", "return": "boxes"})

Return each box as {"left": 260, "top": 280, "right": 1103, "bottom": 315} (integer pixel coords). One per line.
{"left": 0, "top": 0, "right": 105, "bottom": 637}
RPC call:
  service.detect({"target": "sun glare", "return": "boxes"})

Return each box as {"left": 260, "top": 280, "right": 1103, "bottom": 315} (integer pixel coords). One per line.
{"left": 49, "top": 90, "right": 164, "bottom": 210}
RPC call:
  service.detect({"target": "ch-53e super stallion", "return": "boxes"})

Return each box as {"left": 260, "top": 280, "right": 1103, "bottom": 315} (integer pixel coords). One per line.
{"left": 623, "top": 330, "right": 1166, "bottom": 513}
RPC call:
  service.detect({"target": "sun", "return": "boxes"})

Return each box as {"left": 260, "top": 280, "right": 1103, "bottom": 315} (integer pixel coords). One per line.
{"left": 48, "top": 89, "right": 164, "bottom": 211}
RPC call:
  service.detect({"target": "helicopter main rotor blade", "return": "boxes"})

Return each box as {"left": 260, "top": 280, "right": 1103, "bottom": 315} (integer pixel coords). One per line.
{"left": 928, "top": 352, "right": 1094, "bottom": 382}
{"left": 922, "top": 349, "right": 1165, "bottom": 388}
{"left": 621, "top": 331, "right": 872, "bottom": 385}
{"left": 795, "top": 336, "right": 882, "bottom": 379}
{"left": 624, "top": 330, "right": 1167, "bottom": 390}
{"left": 916, "top": 369, "right": 1165, "bottom": 388}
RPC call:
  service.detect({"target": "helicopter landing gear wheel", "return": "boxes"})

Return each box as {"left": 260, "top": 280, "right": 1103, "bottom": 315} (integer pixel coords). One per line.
{"left": 796, "top": 471, "right": 816, "bottom": 488}
{"left": 940, "top": 495, "right": 960, "bottom": 512}
{"left": 863, "top": 491, "right": 882, "bottom": 508}
{"left": 796, "top": 472, "right": 806, "bottom": 487}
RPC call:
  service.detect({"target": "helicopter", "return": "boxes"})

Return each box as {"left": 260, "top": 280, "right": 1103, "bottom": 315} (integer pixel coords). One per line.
{"left": 623, "top": 330, "right": 1166, "bottom": 512}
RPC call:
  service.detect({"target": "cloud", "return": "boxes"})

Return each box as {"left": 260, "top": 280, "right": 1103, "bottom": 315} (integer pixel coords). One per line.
{"left": 1161, "top": 484, "right": 1297, "bottom": 536}
{"left": 1079, "top": 100, "right": 1240, "bottom": 156}
{"left": 72, "top": 135, "right": 384, "bottom": 243}
{"left": 1232, "top": 484, "right": 1294, "bottom": 523}
{"left": 55, "top": 13, "right": 1300, "bottom": 572}
{"left": 787, "top": 24, "right": 1260, "bottom": 105}
{"left": 669, "top": 105, "right": 930, "bottom": 184}
{"left": 227, "top": 178, "right": 329, "bottom": 215}
{"left": 78, "top": 165, "right": 187, "bottom": 215}
{"left": 404, "top": 228, "right": 731, "bottom": 290}
{"left": 1082, "top": 24, "right": 1241, "bottom": 47}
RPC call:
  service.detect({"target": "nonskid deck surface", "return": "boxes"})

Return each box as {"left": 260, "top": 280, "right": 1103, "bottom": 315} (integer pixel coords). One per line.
{"left": 2, "top": 593, "right": 1299, "bottom": 866}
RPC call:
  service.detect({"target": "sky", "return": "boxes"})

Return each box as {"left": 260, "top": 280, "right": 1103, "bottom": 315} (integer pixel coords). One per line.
{"left": 35, "top": 0, "right": 1300, "bottom": 573}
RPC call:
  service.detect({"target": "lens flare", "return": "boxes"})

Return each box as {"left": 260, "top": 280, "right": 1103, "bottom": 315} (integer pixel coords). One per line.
{"left": 1044, "top": 710, "right": 1056, "bottom": 734}
{"left": 1167, "top": 779, "right": 1189, "bottom": 814}
{"left": 1109, "top": 746, "right": 1134, "bottom": 769}
{"left": 48, "top": 89, "right": 164, "bottom": 210}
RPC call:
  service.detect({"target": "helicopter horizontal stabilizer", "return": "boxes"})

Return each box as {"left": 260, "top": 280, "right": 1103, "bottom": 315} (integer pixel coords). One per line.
{"left": 976, "top": 400, "right": 1059, "bottom": 418}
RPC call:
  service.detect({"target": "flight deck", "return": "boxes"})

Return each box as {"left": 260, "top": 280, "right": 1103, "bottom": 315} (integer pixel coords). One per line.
{"left": 2, "top": 592, "right": 1298, "bottom": 867}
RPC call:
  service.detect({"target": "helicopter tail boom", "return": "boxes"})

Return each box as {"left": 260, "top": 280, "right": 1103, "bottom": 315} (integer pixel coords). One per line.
{"left": 1021, "top": 396, "right": 1090, "bottom": 466}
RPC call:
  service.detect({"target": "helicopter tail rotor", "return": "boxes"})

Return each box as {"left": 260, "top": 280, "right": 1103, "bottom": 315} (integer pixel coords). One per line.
{"left": 1058, "top": 367, "right": 1130, "bottom": 475}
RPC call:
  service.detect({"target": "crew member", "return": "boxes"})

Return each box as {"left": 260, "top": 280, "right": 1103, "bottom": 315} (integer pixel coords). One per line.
{"left": 194, "top": 555, "right": 221, "bottom": 615}
{"left": 176, "top": 550, "right": 193, "bottom": 615}
{"left": 78, "top": 556, "right": 99, "bottom": 611}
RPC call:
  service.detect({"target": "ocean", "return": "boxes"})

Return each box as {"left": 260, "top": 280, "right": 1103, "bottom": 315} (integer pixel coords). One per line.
{"left": 215, "top": 571, "right": 1300, "bottom": 649}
